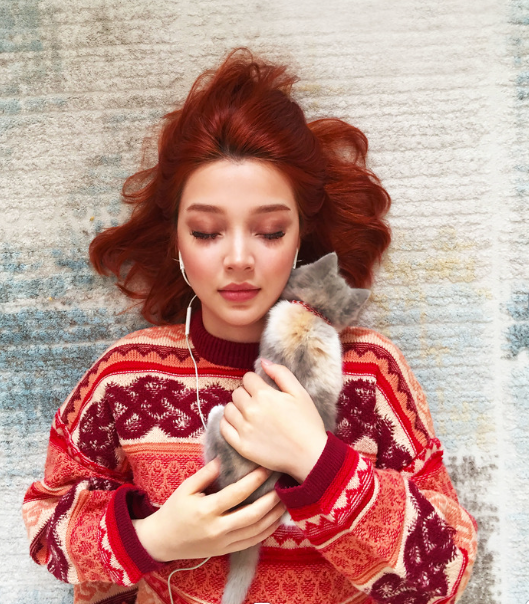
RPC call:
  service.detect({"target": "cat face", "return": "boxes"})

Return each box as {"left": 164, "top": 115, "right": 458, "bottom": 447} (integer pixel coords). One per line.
{"left": 177, "top": 158, "right": 301, "bottom": 341}
{"left": 281, "top": 252, "right": 370, "bottom": 330}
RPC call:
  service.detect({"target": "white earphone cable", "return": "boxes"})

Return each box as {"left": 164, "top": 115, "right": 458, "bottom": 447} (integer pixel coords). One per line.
{"left": 167, "top": 248, "right": 299, "bottom": 599}
{"left": 167, "top": 556, "right": 212, "bottom": 604}
{"left": 167, "top": 293, "right": 211, "bottom": 602}
{"left": 185, "top": 294, "right": 208, "bottom": 431}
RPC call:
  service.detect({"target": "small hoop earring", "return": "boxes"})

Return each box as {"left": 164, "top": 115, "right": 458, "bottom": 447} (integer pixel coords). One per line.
{"left": 175, "top": 250, "right": 192, "bottom": 287}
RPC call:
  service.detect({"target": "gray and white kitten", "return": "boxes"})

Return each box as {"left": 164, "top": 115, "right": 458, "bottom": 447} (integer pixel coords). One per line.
{"left": 203, "top": 252, "right": 370, "bottom": 604}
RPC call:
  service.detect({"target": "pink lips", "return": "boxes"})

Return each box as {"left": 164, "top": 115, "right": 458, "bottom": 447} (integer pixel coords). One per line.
{"left": 219, "top": 283, "right": 260, "bottom": 301}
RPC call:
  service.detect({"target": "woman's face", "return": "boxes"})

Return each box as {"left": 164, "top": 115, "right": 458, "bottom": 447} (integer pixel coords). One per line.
{"left": 177, "top": 158, "right": 301, "bottom": 342}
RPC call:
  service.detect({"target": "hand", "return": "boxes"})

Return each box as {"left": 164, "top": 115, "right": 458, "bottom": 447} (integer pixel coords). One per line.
{"left": 132, "top": 458, "right": 286, "bottom": 563}
{"left": 220, "top": 359, "right": 329, "bottom": 483}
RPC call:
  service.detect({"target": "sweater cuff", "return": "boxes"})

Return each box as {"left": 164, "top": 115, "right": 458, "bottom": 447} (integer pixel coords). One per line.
{"left": 103, "top": 485, "right": 165, "bottom": 583}
{"left": 275, "top": 432, "right": 355, "bottom": 509}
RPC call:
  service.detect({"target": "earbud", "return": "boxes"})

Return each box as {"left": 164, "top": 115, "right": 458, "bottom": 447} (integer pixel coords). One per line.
{"left": 185, "top": 294, "right": 196, "bottom": 337}
{"left": 178, "top": 250, "right": 192, "bottom": 287}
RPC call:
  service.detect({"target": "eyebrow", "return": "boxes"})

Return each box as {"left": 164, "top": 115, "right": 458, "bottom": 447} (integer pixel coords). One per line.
{"left": 185, "top": 203, "right": 292, "bottom": 215}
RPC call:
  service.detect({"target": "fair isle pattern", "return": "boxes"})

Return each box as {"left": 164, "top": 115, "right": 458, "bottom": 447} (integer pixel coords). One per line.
{"left": 22, "top": 321, "right": 477, "bottom": 604}
{"left": 341, "top": 327, "right": 436, "bottom": 439}
{"left": 144, "top": 557, "right": 369, "bottom": 604}
{"left": 279, "top": 328, "right": 477, "bottom": 604}
{"left": 289, "top": 453, "right": 379, "bottom": 544}
{"left": 425, "top": 494, "right": 478, "bottom": 602}
{"left": 341, "top": 329, "right": 431, "bottom": 454}
{"left": 73, "top": 582, "right": 137, "bottom": 604}
{"left": 289, "top": 456, "right": 466, "bottom": 603}
{"left": 123, "top": 442, "right": 204, "bottom": 505}
{"left": 98, "top": 510, "right": 129, "bottom": 585}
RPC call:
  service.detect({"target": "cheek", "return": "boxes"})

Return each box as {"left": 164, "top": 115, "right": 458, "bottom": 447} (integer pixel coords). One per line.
{"left": 186, "top": 255, "right": 216, "bottom": 283}
{"left": 264, "top": 250, "right": 294, "bottom": 282}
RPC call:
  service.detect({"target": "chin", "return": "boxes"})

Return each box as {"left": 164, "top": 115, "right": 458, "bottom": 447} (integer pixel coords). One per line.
{"left": 224, "top": 304, "right": 271, "bottom": 324}
{"left": 223, "top": 308, "right": 263, "bottom": 323}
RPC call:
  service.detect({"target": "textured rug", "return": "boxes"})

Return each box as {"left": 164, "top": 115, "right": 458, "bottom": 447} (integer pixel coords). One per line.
{"left": 1, "top": 0, "right": 528, "bottom": 602}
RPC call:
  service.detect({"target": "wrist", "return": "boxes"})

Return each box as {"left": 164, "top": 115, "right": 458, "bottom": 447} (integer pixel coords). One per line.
{"left": 288, "top": 431, "right": 328, "bottom": 483}
{"left": 132, "top": 512, "right": 169, "bottom": 563}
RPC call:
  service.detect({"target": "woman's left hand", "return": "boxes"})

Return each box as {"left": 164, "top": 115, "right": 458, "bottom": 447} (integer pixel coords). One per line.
{"left": 220, "top": 358, "right": 329, "bottom": 483}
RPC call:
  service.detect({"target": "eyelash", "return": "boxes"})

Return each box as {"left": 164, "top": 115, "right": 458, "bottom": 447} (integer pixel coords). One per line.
{"left": 191, "top": 230, "right": 285, "bottom": 241}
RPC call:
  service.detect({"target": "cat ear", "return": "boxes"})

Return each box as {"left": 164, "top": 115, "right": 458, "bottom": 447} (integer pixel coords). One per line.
{"left": 356, "top": 288, "right": 371, "bottom": 305}
{"left": 316, "top": 252, "right": 338, "bottom": 273}
{"left": 342, "top": 288, "right": 371, "bottom": 326}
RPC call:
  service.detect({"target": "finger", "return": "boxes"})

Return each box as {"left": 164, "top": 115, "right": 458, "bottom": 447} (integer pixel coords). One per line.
{"left": 241, "top": 370, "right": 266, "bottom": 395}
{"left": 231, "top": 387, "right": 251, "bottom": 418}
{"left": 179, "top": 458, "right": 220, "bottom": 495}
{"left": 259, "top": 360, "right": 302, "bottom": 396}
{"left": 219, "top": 415, "right": 241, "bottom": 450}
{"left": 223, "top": 490, "right": 284, "bottom": 533}
{"left": 227, "top": 499, "right": 285, "bottom": 545}
{"left": 223, "top": 401, "right": 245, "bottom": 429}
{"left": 224, "top": 509, "right": 284, "bottom": 554}
{"left": 209, "top": 466, "right": 272, "bottom": 514}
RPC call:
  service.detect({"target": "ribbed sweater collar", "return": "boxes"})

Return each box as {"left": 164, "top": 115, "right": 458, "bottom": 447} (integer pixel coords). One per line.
{"left": 189, "top": 307, "right": 260, "bottom": 370}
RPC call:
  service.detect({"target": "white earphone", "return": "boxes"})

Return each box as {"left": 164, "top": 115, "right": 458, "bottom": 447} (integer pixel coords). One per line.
{"left": 178, "top": 250, "right": 192, "bottom": 287}
{"left": 292, "top": 247, "right": 299, "bottom": 269}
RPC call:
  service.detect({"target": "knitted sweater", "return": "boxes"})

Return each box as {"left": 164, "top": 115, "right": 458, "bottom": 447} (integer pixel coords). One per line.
{"left": 22, "top": 308, "right": 477, "bottom": 604}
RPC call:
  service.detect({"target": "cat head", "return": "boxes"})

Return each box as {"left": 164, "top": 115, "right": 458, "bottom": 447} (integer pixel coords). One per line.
{"left": 280, "top": 252, "right": 370, "bottom": 332}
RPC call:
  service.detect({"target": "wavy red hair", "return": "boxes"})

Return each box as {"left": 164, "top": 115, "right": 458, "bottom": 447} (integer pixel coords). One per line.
{"left": 89, "top": 47, "right": 391, "bottom": 325}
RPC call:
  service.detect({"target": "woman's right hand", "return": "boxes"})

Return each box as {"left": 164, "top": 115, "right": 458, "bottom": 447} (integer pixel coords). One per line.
{"left": 132, "top": 457, "right": 287, "bottom": 563}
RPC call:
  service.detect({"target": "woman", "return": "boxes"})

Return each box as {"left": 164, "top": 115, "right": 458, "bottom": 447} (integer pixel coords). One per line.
{"left": 22, "top": 47, "right": 477, "bottom": 604}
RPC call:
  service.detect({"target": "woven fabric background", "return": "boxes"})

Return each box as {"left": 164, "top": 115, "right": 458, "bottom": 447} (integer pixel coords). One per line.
{"left": 1, "top": 0, "right": 528, "bottom": 602}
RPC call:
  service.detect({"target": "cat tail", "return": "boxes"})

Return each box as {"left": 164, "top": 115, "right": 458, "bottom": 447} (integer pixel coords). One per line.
{"left": 221, "top": 544, "right": 260, "bottom": 604}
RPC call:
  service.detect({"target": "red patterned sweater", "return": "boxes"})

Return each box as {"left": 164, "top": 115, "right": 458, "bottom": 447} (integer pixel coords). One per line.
{"left": 23, "top": 308, "right": 477, "bottom": 604}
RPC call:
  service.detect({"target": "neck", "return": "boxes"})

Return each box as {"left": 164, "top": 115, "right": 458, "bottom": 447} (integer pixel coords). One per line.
{"left": 189, "top": 307, "right": 261, "bottom": 370}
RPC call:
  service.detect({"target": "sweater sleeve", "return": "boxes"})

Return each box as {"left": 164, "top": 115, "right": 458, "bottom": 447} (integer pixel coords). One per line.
{"left": 22, "top": 348, "right": 165, "bottom": 586}
{"left": 275, "top": 332, "right": 478, "bottom": 604}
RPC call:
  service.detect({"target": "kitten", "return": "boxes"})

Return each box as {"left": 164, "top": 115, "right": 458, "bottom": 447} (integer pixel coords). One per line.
{"left": 203, "top": 252, "right": 370, "bottom": 604}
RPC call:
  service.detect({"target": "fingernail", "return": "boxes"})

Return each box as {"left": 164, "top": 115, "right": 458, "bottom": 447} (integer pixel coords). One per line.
{"left": 261, "top": 358, "right": 273, "bottom": 367}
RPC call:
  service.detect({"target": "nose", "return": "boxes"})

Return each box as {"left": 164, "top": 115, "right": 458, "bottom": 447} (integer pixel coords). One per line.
{"left": 223, "top": 230, "right": 254, "bottom": 272}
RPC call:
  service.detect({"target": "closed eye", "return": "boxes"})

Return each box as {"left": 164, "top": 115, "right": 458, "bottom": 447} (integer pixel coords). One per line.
{"left": 191, "top": 231, "right": 285, "bottom": 241}
{"left": 191, "top": 231, "right": 218, "bottom": 240}
{"left": 262, "top": 231, "right": 285, "bottom": 240}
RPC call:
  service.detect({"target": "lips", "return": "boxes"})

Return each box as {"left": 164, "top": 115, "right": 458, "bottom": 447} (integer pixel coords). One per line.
{"left": 218, "top": 282, "right": 260, "bottom": 302}
{"left": 219, "top": 282, "right": 259, "bottom": 292}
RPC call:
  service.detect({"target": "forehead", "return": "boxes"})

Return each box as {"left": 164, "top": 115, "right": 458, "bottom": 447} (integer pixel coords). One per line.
{"left": 180, "top": 159, "right": 298, "bottom": 217}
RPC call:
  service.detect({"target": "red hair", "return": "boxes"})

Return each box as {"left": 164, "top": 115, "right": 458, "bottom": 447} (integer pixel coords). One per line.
{"left": 89, "top": 47, "right": 391, "bottom": 325}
